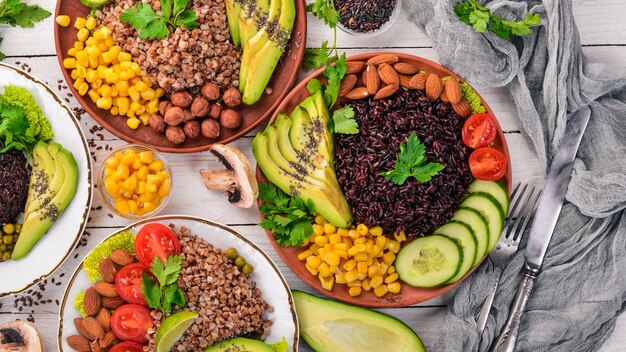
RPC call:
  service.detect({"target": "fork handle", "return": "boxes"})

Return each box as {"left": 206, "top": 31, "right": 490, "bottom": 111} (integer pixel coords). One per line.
{"left": 492, "top": 268, "right": 537, "bottom": 352}
{"left": 476, "top": 267, "right": 503, "bottom": 338}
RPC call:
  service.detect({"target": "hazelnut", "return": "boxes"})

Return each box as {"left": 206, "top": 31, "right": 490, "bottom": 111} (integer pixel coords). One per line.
{"left": 201, "top": 119, "right": 221, "bottom": 139}
{"left": 164, "top": 106, "right": 185, "bottom": 126}
{"left": 201, "top": 82, "right": 220, "bottom": 101}
{"left": 183, "top": 120, "right": 200, "bottom": 139}
{"left": 165, "top": 125, "right": 186, "bottom": 144}
{"left": 222, "top": 87, "right": 242, "bottom": 108}
{"left": 183, "top": 109, "right": 194, "bottom": 123}
{"left": 148, "top": 113, "right": 166, "bottom": 133}
{"left": 220, "top": 109, "right": 242, "bottom": 129}
{"left": 171, "top": 91, "right": 193, "bottom": 108}
{"left": 191, "top": 97, "right": 210, "bottom": 117}
{"left": 209, "top": 103, "right": 222, "bottom": 120}
{"left": 158, "top": 101, "right": 172, "bottom": 116}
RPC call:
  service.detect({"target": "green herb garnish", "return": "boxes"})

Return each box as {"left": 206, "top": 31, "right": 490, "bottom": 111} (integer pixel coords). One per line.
{"left": 120, "top": 0, "right": 198, "bottom": 40}
{"left": 328, "top": 105, "right": 358, "bottom": 134}
{"left": 141, "top": 255, "right": 186, "bottom": 316}
{"left": 381, "top": 132, "right": 445, "bottom": 185}
{"left": 0, "top": 0, "right": 51, "bottom": 59}
{"left": 258, "top": 182, "right": 316, "bottom": 248}
{"left": 454, "top": 0, "right": 540, "bottom": 40}
{"left": 304, "top": 0, "right": 340, "bottom": 69}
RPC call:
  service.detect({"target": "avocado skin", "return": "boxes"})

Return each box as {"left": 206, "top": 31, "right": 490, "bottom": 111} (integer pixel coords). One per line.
{"left": 12, "top": 142, "right": 78, "bottom": 260}
{"left": 204, "top": 337, "right": 274, "bottom": 352}
{"left": 292, "top": 290, "right": 426, "bottom": 352}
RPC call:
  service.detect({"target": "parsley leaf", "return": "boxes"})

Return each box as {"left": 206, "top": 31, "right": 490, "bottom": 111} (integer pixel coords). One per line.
{"left": 323, "top": 53, "right": 346, "bottom": 108}
{"left": 303, "top": 41, "right": 331, "bottom": 70}
{"left": 381, "top": 132, "right": 445, "bottom": 185}
{"left": 121, "top": 0, "right": 198, "bottom": 40}
{"left": 305, "top": 0, "right": 340, "bottom": 69}
{"left": 141, "top": 272, "right": 162, "bottom": 309}
{"left": 162, "top": 284, "right": 185, "bottom": 313}
{"left": 0, "top": 100, "right": 37, "bottom": 152}
{"left": 141, "top": 255, "right": 185, "bottom": 315}
{"left": 258, "top": 182, "right": 315, "bottom": 247}
{"left": 0, "top": 0, "right": 50, "bottom": 58}
{"left": 454, "top": 0, "right": 540, "bottom": 40}
{"left": 328, "top": 105, "right": 358, "bottom": 134}
{"left": 150, "top": 255, "right": 182, "bottom": 286}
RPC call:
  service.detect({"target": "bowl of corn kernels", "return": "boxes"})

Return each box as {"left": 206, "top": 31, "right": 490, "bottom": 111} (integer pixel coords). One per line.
{"left": 97, "top": 144, "right": 171, "bottom": 219}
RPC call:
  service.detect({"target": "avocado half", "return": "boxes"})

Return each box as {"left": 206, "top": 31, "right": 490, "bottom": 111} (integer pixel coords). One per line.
{"left": 293, "top": 291, "right": 425, "bottom": 352}
{"left": 204, "top": 337, "right": 274, "bottom": 352}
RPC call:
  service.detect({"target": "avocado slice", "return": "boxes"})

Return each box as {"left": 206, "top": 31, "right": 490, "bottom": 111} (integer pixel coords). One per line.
{"left": 242, "top": 0, "right": 295, "bottom": 104}
{"left": 22, "top": 142, "right": 56, "bottom": 213}
{"left": 12, "top": 142, "right": 78, "bottom": 260}
{"left": 238, "top": 0, "right": 272, "bottom": 61}
{"left": 311, "top": 90, "right": 334, "bottom": 157}
{"left": 204, "top": 337, "right": 274, "bottom": 352}
{"left": 293, "top": 291, "right": 426, "bottom": 352}
{"left": 265, "top": 125, "right": 326, "bottom": 184}
{"left": 225, "top": 0, "right": 242, "bottom": 46}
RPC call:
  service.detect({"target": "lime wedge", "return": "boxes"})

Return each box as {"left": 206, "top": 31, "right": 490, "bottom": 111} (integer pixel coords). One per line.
{"left": 155, "top": 310, "right": 199, "bottom": 352}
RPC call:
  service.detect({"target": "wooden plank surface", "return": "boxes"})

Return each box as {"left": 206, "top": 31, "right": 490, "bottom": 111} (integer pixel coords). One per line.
{"left": 0, "top": 0, "right": 625, "bottom": 351}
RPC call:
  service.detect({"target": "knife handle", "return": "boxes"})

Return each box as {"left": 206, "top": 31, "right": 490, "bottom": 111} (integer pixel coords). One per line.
{"left": 492, "top": 268, "right": 537, "bottom": 352}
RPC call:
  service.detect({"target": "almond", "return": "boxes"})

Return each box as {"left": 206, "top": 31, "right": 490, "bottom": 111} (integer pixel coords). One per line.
{"left": 394, "top": 62, "right": 420, "bottom": 75}
{"left": 67, "top": 335, "right": 91, "bottom": 352}
{"left": 74, "top": 318, "right": 95, "bottom": 340}
{"left": 339, "top": 74, "right": 357, "bottom": 97}
{"left": 345, "top": 87, "right": 370, "bottom": 100}
{"left": 82, "top": 317, "right": 104, "bottom": 340}
{"left": 99, "top": 258, "right": 117, "bottom": 284}
{"left": 452, "top": 99, "right": 471, "bottom": 118}
{"left": 109, "top": 249, "right": 135, "bottom": 266}
{"left": 96, "top": 308, "right": 111, "bottom": 332}
{"left": 399, "top": 75, "right": 413, "bottom": 89}
{"left": 409, "top": 73, "right": 429, "bottom": 90}
{"left": 374, "top": 84, "right": 399, "bottom": 100}
{"left": 101, "top": 296, "right": 125, "bottom": 310}
{"left": 366, "top": 54, "right": 399, "bottom": 66}
{"left": 444, "top": 78, "right": 462, "bottom": 104}
{"left": 90, "top": 340, "right": 104, "bottom": 352}
{"left": 440, "top": 91, "right": 449, "bottom": 102}
{"left": 362, "top": 64, "right": 380, "bottom": 95}
{"left": 94, "top": 282, "right": 118, "bottom": 298}
{"left": 377, "top": 63, "right": 400, "bottom": 86}
{"left": 84, "top": 287, "right": 101, "bottom": 317}
{"left": 345, "top": 61, "right": 366, "bottom": 74}
{"left": 425, "top": 74, "right": 444, "bottom": 101}
{"left": 99, "top": 331, "right": 118, "bottom": 348}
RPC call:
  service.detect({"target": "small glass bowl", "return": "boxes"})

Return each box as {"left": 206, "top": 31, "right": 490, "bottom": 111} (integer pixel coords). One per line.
{"left": 97, "top": 144, "right": 172, "bottom": 219}
{"left": 335, "top": 0, "right": 402, "bottom": 37}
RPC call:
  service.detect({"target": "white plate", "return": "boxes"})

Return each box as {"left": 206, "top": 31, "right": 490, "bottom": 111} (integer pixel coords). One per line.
{"left": 58, "top": 215, "right": 299, "bottom": 351}
{"left": 0, "top": 63, "right": 92, "bottom": 297}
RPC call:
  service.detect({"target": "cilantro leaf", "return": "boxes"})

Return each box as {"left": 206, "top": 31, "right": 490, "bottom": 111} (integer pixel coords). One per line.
{"left": 120, "top": 0, "right": 197, "bottom": 40}
{"left": 149, "top": 255, "right": 182, "bottom": 286}
{"left": 161, "top": 0, "right": 172, "bottom": 20}
{"left": 175, "top": 10, "right": 198, "bottom": 29}
{"left": 0, "top": 0, "right": 49, "bottom": 56}
{"left": 381, "top": 132, "right": 445, "bottom": 185}
{"left": 306, "top": 0, "right": 339, "bottom": 27}
{"left": 454, "top": 0, "right": 540, "bottom": 40}
{"left": 303, "top": 41, "right": 331, "bottom": 69}
{"left": 304, "top": 0, "right": 340, "bottom": 69}
{"left": 328, "top": 105, "right": 358, "bottom": 134}
{"left": 162, "top": 284, "right": 185, "bottom": 313}
{"left": 142, "top": 254, "right": 184, "bottom": 315}
{"left": 323, "top": 53, "right": 346, "bottom": 108}
{"left": 141, "top": 272, "right": 162, "bottom": 310}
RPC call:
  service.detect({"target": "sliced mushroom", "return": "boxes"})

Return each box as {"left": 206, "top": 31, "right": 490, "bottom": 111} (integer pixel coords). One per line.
{"left": 0, "top": 321, "right": 44, "bottom": 352}
{"left": 199, "top": 144, "right": 259, "bottom": 208}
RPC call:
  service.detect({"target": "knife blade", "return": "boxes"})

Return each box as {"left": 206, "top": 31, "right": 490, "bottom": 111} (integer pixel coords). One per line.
{"left": 492, "top": 105, "right": 591, "bottom": 352}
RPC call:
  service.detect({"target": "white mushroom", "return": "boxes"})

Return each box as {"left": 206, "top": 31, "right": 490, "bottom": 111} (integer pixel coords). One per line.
{"left": 0, "top": 321, "right": 44, "bottom": 352}
{"left": 199, "top": 144, "right": 259, "bottom": 208}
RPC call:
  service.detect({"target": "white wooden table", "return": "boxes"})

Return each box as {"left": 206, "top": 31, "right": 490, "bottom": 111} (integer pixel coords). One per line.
{"left": 1, "top": 0, "right": 626, "bottom": 350}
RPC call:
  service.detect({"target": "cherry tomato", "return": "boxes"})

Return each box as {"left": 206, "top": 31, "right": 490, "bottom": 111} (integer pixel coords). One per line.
{"left": 469, "top": 147, "right": 508, "bottom": 181}
{"left": 462, "top": 113, "right": 497, "bottom": 149}
{"left": 110, "top": 304, "right": 153, "bottom": 344}
{"left": 135, "top": 223, "right": 180, "bottom": 266}
{"left": 115, "top": 263, "right": 150, "bottom": 306}
{"left": 109, "top": 341, "right": 145, "bottom": 352}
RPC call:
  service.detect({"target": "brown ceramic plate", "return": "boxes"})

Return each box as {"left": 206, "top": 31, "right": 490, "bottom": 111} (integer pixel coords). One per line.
{"left": 257, "top": 52, "right": 512, "bottom": 308}
{"left": 54, "top": 0, "right": 306, "bottom": 153}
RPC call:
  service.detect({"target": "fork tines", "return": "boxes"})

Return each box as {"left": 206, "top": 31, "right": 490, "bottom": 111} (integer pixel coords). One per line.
{"left": 501, "top": 184, "right": 541, "bottom": 243}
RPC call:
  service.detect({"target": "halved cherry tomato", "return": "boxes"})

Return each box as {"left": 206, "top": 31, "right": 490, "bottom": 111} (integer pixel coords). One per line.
{"left": 462, "top": 113, "right": 497, "bottom": 149}
{"left": 110, "top": 304, "right": 153, "bottom": 344}
{"left": 115, "top": 263, "right": 150, "bottom": 306}
{"left": 469, "top": 147, "right": 507, "bottom": 181}
{"left": 135, "top": 223, "right": 180, "bottom": 266}
{"left": 109, "top": 341, "right": 145, "bottom": 352}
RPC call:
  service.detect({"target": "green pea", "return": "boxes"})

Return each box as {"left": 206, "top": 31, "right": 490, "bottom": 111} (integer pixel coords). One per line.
{"left": 234, "top": 256, "right": 246, "bottom": 268}
{"left": 2, "top": 224, "right": 14, "bottom": 235}
{"left": 0, "top": 244, "right": 6, "bottom": 252}
{"left": 14, "top": 224, "right": 21, "bottom": 234}
{"left": 2, "top": 235, "right": 12, "bottom": 245}
{"left": 225, "top": 247, "right": 238, "bottom": 260}
{"left": 242, "top": 263, "right": 254, "bottom": 275}
{"left": 2, "top": 252, "right": 10, "bottom": 261}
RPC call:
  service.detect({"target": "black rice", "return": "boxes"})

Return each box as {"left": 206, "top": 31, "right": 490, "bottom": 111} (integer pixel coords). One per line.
{"left": 0, "top": 149, "right": 30, "bottom": 223}
{"left": 335, "top": 0, "right": 396, "bottom": 33}
{"left": 334, "top": 87, "right": 474, "bottom": 237}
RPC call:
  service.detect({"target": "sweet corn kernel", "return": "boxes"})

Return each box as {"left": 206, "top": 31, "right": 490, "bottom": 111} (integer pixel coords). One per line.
{"left": 306, "top": 255, "right": 321, "bottom": 269}
{"left": 318, "top": 263, "right": 331, "bottom": 277}
{"left": 63, "top": 58, "right": 76, "bottom": 69}
{"left": 74, "top": 17, "right": 86, "bottom": 29}
{"left": 324, "top": 252, "right": 340, "bottom": 267}
{"left": 77, "top": 28, "right": 90, "bottom": 42}
{"left": 78, "top": 82, "right": 89, "bottom": 96}
{"left": 335, "top": 273, "right": 347, "bottom": 284}
{"left": 357, "top": 261, "right": 368, "bottom": 275}
{"left": 382, "top": 252, "right": 396, "bottom": 265}
{"left": 384, "top": 273, "right": 399, "bottom": 284}
{"left": 323, "top": 223, "right": 336, "bottom": 235}
{"left": 388, "top": 240, "right": 401, "bottom": 254}
{"left": 312, "top": 224, "right": 324, "bottom": 236}
{"left": 348, "top": 287, "right": 362, "bottom": 297}
{"left": 328, "top": 233, "right": 341, "bottom": 245}
{"left": 370, "top": 275, "right": 384, "bottom": 288}
{"left": 126, "top": 117, "right": 141, "bottom": 129}
{"left": 56, "top": 15, "right": 70, "bottom": 27}
{"left": 362, "top": 278, "right": 372, "bottom": 291}
{"left": 374, "top": 284, "right": 388, "bottom": 297}
{"left": 347, "top": 281, "right": 362, "bottom": 288}
{"left": 319, "top": 274, "right": 334, "bottom": 291}
{"left": 305, "top": 263, "right": 318, "bottom": 276}
{"left": 356, "top": 224, "right": 369, "bottom": 235}
{"left": 387, "top": 282, "right": 401, "bottom": 294}
{"left": 297, "top": 250, "right": 313, "bottom": 261}
{"left": 344, "top": 269, "right": 360, "bottom": 283}
{"left": 85, "top": 16, "right": 97, "bottom": 30}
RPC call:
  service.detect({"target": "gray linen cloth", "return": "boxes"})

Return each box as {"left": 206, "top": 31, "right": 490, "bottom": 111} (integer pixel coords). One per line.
{"left": 402, "top": 0, "right": 626, "bottom": 351}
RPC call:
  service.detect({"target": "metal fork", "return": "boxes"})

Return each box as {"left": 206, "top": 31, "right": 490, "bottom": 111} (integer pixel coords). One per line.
{"left": 474, "top": 184, "right": 541, "bottom": 347}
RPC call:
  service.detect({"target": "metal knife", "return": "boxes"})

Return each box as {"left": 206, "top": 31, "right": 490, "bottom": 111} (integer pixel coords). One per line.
{"left": 492, "top": 105, "right": 592, "bottom": 352}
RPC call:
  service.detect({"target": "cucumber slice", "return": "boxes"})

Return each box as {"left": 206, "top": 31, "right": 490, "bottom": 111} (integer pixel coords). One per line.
{"left": 433, "top": 221, "right": 477, "bottom": 284}
{"left": 80, "top": 0, "right": 109, "bottom": 7}
{"left": 452, "top": 207, "right": 489, "bottom": 267}
{"left": 396, "top": 235, "right": 463, "bottom": 288}
{"left": 461, "top": 193, "right": 504, "bottom": 252}
{"left": 469, "top": 180, "right": 510, "bottom": 219}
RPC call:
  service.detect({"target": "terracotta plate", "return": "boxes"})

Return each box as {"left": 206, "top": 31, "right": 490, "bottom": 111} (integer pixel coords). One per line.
{"left": 54, "top": 0, "right": 306, "bottom": 153}
{"left": 257, "top": 52, "right": 512, "bottom": 308}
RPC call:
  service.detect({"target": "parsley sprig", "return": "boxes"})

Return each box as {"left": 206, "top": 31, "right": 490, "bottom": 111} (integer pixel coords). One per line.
{"left": 120, "top": 0, "right": 198, "bottom": 40}
{"left": 454, "top": 0, "right": 540, "bottom": 40}
{"left": 0, "top": 0, "right": 51, "bottom": 59}
{"left": 304, "top": 0, "right": 340, "bottom": 69}
{"left": 381, "top": 132, "right": 445, "bottom": 185}
{"left": 141, "top": 255, "right": 186, "bottom": 316}
{"left": 258, "top": 182, "right": 316, "bottom": 247}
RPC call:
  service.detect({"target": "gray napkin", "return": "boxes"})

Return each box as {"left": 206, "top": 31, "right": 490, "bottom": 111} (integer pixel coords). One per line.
{"left": 402, "top": 0, "right": 626, "bottom": 351}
